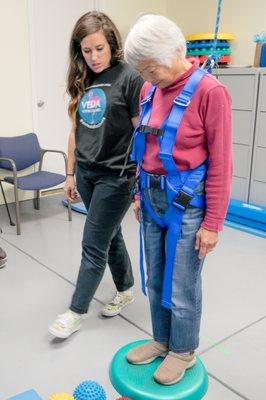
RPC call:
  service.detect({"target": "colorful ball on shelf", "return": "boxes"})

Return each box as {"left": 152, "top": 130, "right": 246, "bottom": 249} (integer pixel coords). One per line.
{"left": 73, "top": 381, "right": 106, "bottom": 400}
{"left": 49, "top": 393, "right": 74, "bottom": 400}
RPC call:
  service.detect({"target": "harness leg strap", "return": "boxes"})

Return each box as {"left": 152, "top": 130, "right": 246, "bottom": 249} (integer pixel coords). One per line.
{"left": 161, "top": 213, "right": 184, "bottom": 309}
{"left": 139, "top": 206, "right": 147, "bottom": 296}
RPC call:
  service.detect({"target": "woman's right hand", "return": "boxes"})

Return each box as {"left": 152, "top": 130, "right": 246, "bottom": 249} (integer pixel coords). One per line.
{"left": 64, "top": 176, "right": 77, "bottom": 202}
{"left": 133, "top": 200, "right": 141, "bottom": 222}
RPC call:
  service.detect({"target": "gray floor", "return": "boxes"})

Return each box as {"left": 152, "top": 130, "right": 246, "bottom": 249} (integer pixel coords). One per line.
{"left": 0, "top": 195, "right": 265, "bottom": 400}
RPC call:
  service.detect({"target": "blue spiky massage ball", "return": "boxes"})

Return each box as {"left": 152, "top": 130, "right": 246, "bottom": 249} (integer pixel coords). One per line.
{"left": 73, "top": 380, "right": 106, "bottom": 400}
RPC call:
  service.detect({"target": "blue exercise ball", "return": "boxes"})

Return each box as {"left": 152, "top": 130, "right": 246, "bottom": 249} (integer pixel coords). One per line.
{"left": 73, "top": 380, "right": 106, "bottom": 400}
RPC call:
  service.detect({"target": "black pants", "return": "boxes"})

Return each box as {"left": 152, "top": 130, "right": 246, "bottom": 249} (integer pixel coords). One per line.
{"left": 70, "top": 163, "right": 135, "bottom": 314}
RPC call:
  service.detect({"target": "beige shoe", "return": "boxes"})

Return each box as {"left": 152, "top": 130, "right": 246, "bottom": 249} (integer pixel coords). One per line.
{"left": 153, "top": 351, "right": 196, "bottom": 385}
{"left": 101, "top": 291, "right": 134, "bottom": 317}
{"left": 126, "top": 340, "right": 168, "bottom": 365}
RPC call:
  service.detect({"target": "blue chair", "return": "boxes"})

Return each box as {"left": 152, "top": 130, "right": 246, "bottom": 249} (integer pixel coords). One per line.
{"left": 0, "top": 133, "right": 71, "bottom": 234}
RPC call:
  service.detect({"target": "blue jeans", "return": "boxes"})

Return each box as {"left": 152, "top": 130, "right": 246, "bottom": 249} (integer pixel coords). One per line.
{"left": 142, "top": 183, "right": 205, "bottom": 353}
{"left": 70, "top": 163, "right": 135, "bottom": 314}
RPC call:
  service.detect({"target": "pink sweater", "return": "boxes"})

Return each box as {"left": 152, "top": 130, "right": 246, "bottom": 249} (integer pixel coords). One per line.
{"left": 140, "top": 59, "right": 232, "bottom": 232}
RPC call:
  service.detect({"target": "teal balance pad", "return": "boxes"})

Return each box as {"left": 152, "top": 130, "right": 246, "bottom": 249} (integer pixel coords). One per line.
{"left": 109, "top": 340, "right": 208, "bottom": 400}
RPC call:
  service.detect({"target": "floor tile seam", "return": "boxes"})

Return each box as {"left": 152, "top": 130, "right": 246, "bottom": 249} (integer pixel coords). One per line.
{"left": 0, "top": 239, "right": 259, "bottom": 400}
{"left": 0, "top": 237, "right": 76, "bottom": 286}
{"left": 3, "top": 238, "right": 265, "bottom": 351}
{"left": 93, "top": 295, "right": 153, "bottom": 338}
{"left": 207, "top": 372, "right": 251, "bottom": 400}
{"left": 199, "top": 315, "right": 266, "bottom": 356}
{"left": 1, "top": 237, "right": 153, "bottom": 337}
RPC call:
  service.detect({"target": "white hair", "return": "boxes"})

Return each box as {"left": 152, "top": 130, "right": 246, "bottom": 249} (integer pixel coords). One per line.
{"left": 124, "top": 14, "right": 187, "bottom": 69}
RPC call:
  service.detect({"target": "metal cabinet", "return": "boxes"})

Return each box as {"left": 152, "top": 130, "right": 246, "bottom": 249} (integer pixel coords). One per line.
{"left": 250, "top": 69, "right": 266, "bottom": 205}
{"left": 214, "top": 67, "right": 266, "bottom": 206}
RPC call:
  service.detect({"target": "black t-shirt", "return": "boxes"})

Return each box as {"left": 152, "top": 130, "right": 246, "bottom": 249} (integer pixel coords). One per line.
{"left": 75, "top": 61, "right": 143, "bottom": 174}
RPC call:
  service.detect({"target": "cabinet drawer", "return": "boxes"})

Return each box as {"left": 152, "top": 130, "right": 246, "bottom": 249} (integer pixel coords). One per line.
{"left": 231, "top": 176, "right": 248, "bottom": 201}
{"left": 256, "top": 112, "right": 266, "bottom": 147}
{"left": 249, "top": 181, "right": 266, "bottom": 206}
{"left": 259, "top": 74, "right": 266, "bottom": 111}
{"left": 219, "top": 75, "right": 256, "bottom": 110}
{"left": 233, "top": 144, "right": 250, "bottom": 178}
{"left": 253, "top": 147, "right": 266, "bottom": 182}
{"left": 232, "top": 110, "right": 254, "bottom": 145}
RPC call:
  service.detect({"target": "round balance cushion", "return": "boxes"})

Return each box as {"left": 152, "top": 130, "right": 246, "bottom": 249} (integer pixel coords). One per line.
{"left": 109, "top": 340, "right": 208, "bottom": 400}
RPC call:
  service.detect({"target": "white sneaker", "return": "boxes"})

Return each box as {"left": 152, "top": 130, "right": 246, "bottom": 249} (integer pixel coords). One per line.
{"left": 48, "top": 310, "right": 83, "bottom": 339}
{"left": 101, "top": 291, "right": 134, "bottom": 317}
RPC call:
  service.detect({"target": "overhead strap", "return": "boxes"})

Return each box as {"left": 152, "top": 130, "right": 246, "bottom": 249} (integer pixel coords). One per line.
{"left": 202, "top": 0, "right": 223, "bottom": 72}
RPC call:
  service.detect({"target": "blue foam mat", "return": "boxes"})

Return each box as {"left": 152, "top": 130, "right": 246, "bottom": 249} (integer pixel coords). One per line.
{"left": 8, "top": 390, "right": 43, "bottom": 400}
{"left": 62, "top": 199, "right": 87, "bottom": 214}
{"left": 226, "top": 199, "right": 266, "bottom": 237}
{"left": 187, "top": 41, "right": 230, "bottom": 49}
{"left": 62, "top": 198, "right": 266, "bottom": 238}
{"left": 227, "top": 199, "right": 266, "bottom": 223}
{"left": 224, "top": 220, "right": 266, "bottom": 238}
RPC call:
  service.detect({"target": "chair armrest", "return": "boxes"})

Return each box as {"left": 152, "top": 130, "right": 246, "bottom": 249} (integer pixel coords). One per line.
{"left": 39, "top": 149, "right": 67, "bottom": 175}
{"left": 0, "top": 157, "right": 18, "bottom": 179}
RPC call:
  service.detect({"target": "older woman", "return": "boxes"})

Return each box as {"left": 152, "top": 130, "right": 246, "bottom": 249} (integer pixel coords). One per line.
{"left": 124, "top": 15, "right": 232, "bottom": 385}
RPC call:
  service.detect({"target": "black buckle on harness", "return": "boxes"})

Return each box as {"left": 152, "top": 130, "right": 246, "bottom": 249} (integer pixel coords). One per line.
{"left": 150, "top": 175, "right": 162, "bottom": 189}
{"left": 173, "top": 190, "right": 193, "bottom": 211}
{"left": 139, "top": 125, "right": 164, "bottom": 136}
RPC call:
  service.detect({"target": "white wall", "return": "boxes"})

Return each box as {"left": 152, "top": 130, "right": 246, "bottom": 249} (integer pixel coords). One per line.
{"left": 0, "top": 0, "right": 34, "bottom": 206}
{"left": 166, "top": 0, "right": 266, "bottom": 66}
{"left": 0, "top": 0, "right": 33, "bottom": 135}
{"left": 1, "top": 0, "right": 264, "bottom": 139}
{"left": 105, "top": 0, "right": 167, "bottom": 41}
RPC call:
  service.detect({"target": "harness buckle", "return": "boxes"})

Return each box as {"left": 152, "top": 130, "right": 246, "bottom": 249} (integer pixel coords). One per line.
{"left": 140, "top": 96, "right": 152, "bottom": 105}
{"left": 174, "top": 97, "right": 191, "bottom": 107}
{"left": 149, "top": 175, "right": 165, "bottom": 190}
{"left": 173, "top": 190, "right": 193, "bottom": 211}
{"left": 139, "top": 125, "right": 164, "bottom": 136}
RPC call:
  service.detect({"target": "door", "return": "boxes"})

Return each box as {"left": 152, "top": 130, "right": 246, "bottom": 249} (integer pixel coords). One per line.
{"left": 28, "top": 0, "right": 104, "bottom": 175}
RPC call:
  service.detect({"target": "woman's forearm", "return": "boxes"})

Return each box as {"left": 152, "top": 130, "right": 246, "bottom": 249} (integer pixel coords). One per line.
{"left": 67, "top": 124, "right": 76, "bottom": 175}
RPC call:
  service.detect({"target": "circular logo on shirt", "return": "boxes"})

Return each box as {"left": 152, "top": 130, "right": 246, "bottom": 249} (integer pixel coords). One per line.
{"left": 78, "top": 88, "right": 106, "bottom": 128}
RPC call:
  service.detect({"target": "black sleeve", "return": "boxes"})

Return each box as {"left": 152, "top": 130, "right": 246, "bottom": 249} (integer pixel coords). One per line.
{"left": 124, "top": 71, "right": 144, "bottom": 118}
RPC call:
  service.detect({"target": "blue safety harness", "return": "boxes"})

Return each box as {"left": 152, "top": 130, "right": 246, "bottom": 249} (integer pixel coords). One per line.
{"left": 131, "top": 68, "right": 208, "bottom": 309}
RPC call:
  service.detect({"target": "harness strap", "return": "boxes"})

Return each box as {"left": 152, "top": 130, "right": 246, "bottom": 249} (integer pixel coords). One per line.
{"left": 159, "top": 69, "right": 207, "bottom": 175}
{"left": 139, "top": 213, "right": 147, "bottom": 295}
{"left": 134, "top": 69, "right": 209, "bottom": 309}
{"left": 130, "top": 86, "right": 156, "bottom": 164}
{"left": 138, "top": 165, "right": 206, "bottom": 306}
{"left": 162, "top": 211, "right": 184, "bottom": 309}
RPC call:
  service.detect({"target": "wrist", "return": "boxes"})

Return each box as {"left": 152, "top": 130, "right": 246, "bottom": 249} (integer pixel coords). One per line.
{"left": 66, "top": 173, "right": 75, "bottom": 176}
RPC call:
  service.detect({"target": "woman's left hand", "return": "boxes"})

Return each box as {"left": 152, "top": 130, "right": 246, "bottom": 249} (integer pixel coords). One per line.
{"left": 195, "top": 227, "right": 219, "bottom": 259}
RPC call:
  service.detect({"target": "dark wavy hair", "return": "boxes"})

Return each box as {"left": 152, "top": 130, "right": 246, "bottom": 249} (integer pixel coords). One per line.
{"left": 67, "top": 11, "right": 123, "bottom": 121}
